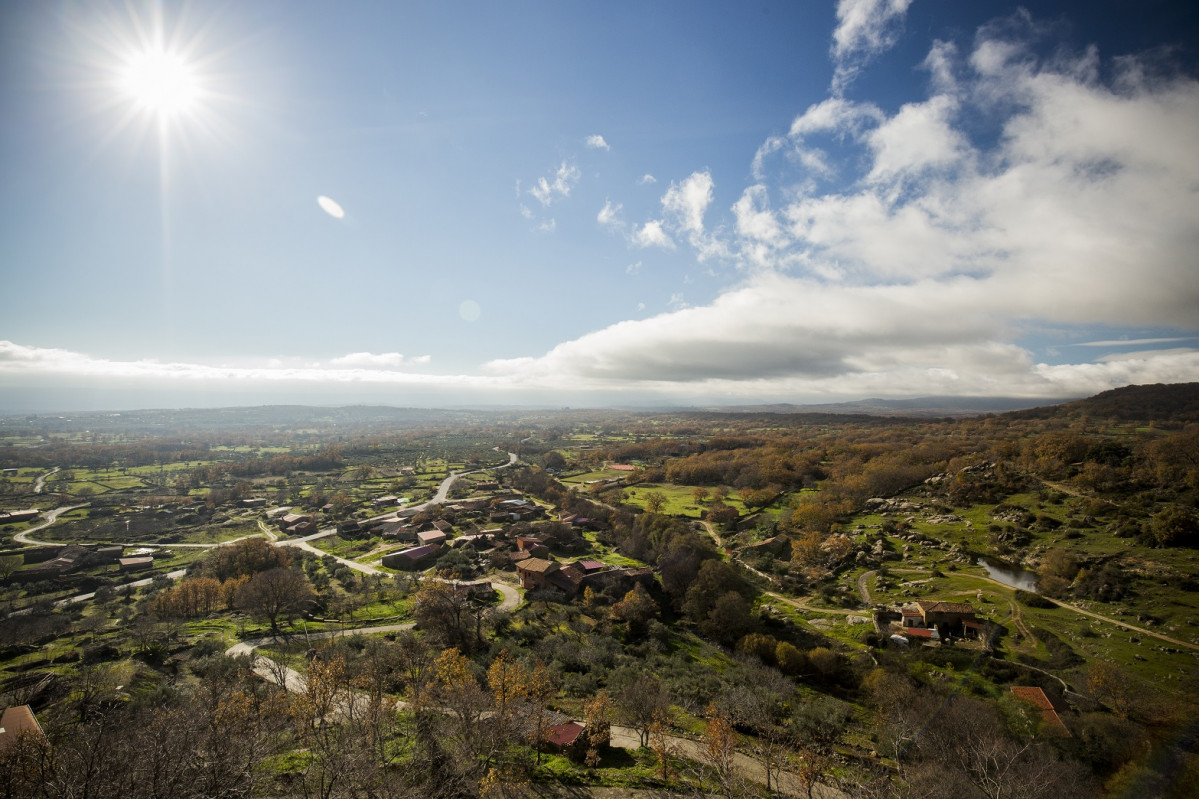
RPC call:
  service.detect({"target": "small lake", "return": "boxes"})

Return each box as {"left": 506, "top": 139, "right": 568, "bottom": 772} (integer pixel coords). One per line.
{"left": 977, "top": 557, "right": 1039, "bottom": 592}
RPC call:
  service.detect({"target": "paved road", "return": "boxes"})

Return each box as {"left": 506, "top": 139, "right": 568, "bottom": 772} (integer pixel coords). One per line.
{"left": 12, "top": 503, "right": 90, "bottom": 546}
{"left": 228, "top": 608, "right": 843, "bottom": 799}
{"left": 277, "top": 451, "right": 518, "bottom": 573}
{"left": 33, "top": 467, "right": 59, "bottom": 494}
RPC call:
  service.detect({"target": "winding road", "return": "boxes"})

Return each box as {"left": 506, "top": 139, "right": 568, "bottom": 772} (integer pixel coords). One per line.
{"left": 12, "top": 503, "right": 90, "bottom": 546}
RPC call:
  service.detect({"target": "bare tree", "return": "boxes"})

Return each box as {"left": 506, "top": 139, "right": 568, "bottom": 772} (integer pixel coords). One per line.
{"left": 234, "top": 567, "right": 315, "bottom": 632}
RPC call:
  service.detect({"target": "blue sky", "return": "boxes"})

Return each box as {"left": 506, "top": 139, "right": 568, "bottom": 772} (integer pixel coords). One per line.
{"left": 2, "top": 0, "right": 1198, "bottom": 411}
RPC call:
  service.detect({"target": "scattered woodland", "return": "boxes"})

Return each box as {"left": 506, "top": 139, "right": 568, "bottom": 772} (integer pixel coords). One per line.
{"left": 0, "top": 382, "right": 1196, "bottom": 798}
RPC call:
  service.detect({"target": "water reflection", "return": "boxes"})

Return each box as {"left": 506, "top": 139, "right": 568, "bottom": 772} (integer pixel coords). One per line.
{"left": 977, "top": 557, "right": 1039, "bottom": 592}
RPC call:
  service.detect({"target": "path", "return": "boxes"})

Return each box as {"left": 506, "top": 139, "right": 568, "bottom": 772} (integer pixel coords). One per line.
{"left": 889, "top": 566, "right": 1198, "bottom": 653}
{"left": 277, "top": 450, "right": 518, "bottom": 560}
{"left": 226, "top": 614, "right": 842, "bottom": 799}
{"left": 33, "top": 467, "right": 59, "bottom": 494}
{"left": 12, "top": 503, "right": 90, "bottom": 545}
{"left": 857, "top": 570, "right": 876, "bottom": 605}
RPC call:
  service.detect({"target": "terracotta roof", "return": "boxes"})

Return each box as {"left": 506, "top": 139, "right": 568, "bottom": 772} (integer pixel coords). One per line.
{"left": 903, "top": 627, "right": 937, "bottom": 639}
{"left": 516, "top": 557, "right": 559, "bottom": 574}
{"left": 1010, "top": 686, "right": 1055, "bottom": 710}
{"left": 1010, "top": 687, "right": 1071, "bottom": 736}
{"left": 575, "top": 559, "right": 606, "bottom": 572}
{"left": 0, "top": 706, "right": 44, "bottom": 751}
{"left": 545, "top": 721, "right": 586, "bottom": 747}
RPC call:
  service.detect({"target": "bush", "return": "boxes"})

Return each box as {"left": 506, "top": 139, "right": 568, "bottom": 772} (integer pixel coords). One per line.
{"left": 1015, "top": 589, "right": 1055, "bottom": 609}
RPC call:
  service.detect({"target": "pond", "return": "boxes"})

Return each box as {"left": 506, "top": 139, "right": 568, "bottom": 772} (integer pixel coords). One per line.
{"left": 977, "top": 557, "right": 1039, "bottom": 592}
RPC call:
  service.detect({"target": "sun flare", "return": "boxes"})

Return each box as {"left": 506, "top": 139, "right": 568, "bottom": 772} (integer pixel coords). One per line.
{"left": 120, "top": 48, "right": 200, "bottom": 117}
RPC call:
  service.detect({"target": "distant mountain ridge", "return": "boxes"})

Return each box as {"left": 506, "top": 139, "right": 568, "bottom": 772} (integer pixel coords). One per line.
{"left": 698, "top": 396, "right": 1075, "bottom": 418}
{"left": 3, "top": 384, "right": 1196, "bottom": 430}
{"left": 1007, "top": 382, "right": 1199, "bottom": 423}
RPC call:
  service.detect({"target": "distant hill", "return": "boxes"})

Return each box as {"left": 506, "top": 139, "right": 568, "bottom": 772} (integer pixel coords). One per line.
{"left": 702, "top": 396, "right": 1071, "bottom": 418}
{"left": 1007, "top": 382, "right": 1199, "bottom": 423}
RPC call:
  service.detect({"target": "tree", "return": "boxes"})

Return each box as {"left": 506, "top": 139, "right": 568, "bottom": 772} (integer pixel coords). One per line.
{"left": 234, "top": 567, "right": 315, "bottom": 632}
{"left": 1148, "top": 504, "right": 1199, "bottom": 547}
{"left": 699, "top": 591, "right": 756, "bottom": 646}
{"left": 614, "top": 673, "right": 670, "bottom": 747}
{"left": 644, "top": 491, "right": 667, "bottom": 514}
{"left": 583, "top": 692, "right": 612, "bottom": 768}
{"left": 648, "top": 708, "right": 676, "bottom": 784}
{"left": 413, "top": 579, "right": 476, "bottom": 650}
{"left": 0, "top": 554, "right": 22, "bottom": 582}
{"left": 793, "top": 746, "right": 829, "bottom": 799}
{"left": 701, "top": 705, "right": 742, "bottom": 798}
{"left": 611, "top": 584, "right": 658, "bottom": 638}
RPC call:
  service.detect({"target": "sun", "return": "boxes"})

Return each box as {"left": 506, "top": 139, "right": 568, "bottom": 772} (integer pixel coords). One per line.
{"left": 119, "top": 48, "right": 200, "bottom": 118}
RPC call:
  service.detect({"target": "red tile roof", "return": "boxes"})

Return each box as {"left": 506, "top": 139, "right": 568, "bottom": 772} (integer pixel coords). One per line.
{"left": 1010, "top": 687, "right": 1071, "bottom": 736}
{"left": 0, "top": 706, "right": 44, "bottom": 751}
{"left": 516, "top": 557, "right": 559, "bottom": 574}
{"left": 545, "top": 721, "right": 585, "bottom": 747}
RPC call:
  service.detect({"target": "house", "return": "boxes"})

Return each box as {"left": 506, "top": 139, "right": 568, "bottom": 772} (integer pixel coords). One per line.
{"left": 0, "top": 705, "right": 45, "bottom": 753}
{"left": 742, "top": 534, "right": 790, "bottom": 559}
{"left": 901, "top": 600, "right": 977, "bottom": 636}
{"left": 379, "top": 522, "right": 417, "bottom": 542}
{"left": 432, "top": 519, "right": 454, "bottom": 534}
{"left": 516, "top": 536, "right": 549, "bottom": 558}
{"left": 1011, "top": 687, "right": 1071, "bottom": 736}
{"left": 381, "top": 545, "right": 441, "bottom": 570}
{"left": 452, "top": 533, "right": 495, "bottom": 549}
{"left": 118, "top": 556, "right": 154, "bottom": 572}
{"left": 574, "top": 559, "right": 606, "bottom": 574}
{"left": 544, "top": 721, "right": 588, "bottom": 759}
{"left": 285, "top": 521, "right": 317, "bottom": 536}
{"left": 546, "top": 563, "right": 586, "bottom": 594}
{"left": 0, "top": 509, "right": 41, "bottom": 525}
{"left": 279, "top": 513, "right": 313, "bottom": 529}
{"left": 609, "top": 463, "right": 636, "bottom": 472}
{"left": 372, "top": 495, "right": 398, "bottom": 507}
{"left": 418, "top": 529, "right": 447, "bottom": 547}
{"left": 240, "top": 498, "right": 268, "bottom": 508}
{"left": 451, "top": 580, "right": 494, "bottom": 599}
{"left": 579, "top": 566, "right": 654, "bottom": 596}
{"left": 515, "top": 557, "right": 560, "bottom": 589}
{"left": 902, "top": 626, "right": 940, "bottom": 642}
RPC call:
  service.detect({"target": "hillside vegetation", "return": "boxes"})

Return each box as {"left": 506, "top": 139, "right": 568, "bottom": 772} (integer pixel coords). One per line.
{"left": 0, "top": 384, "right": 1196, "bottom": 798}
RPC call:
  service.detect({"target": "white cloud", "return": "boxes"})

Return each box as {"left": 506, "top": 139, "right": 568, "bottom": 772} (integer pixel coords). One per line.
{"left": 831, "top": 0, "right": 914, "bottom": 94}
{"left": 585, "top": 134, "right": 610, "bottom": 151}
{"left": 597, "top": 200, "right": 623, "bottom": 227}
{"left": 626, "top": 261, "right": 642, "bottom": 275}
{"left": 472, "top": 23, "right": 1199, "bottom": 401}
{"left": 662, "top": 171, "right": 713, "bottom": 236}
{"left": 865, "top": 94, "right": 968, "bottom": 182}
{"left": 638, "top": 174, "right": 657, "bottom": 185}
{"left": 0, "top": 342, "right": 457, "bottom": 386}
{"left": 1073, "top": 338, "right": 1195, "bottom": 348}
{"left": 329, "top": 352, "right": 427, "bottom": 369}
{"left": 529, "top": 161, "right": 580, "bottom": 206}
{"left": 631, "top": 220, "right": 675, "bottom": 250}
